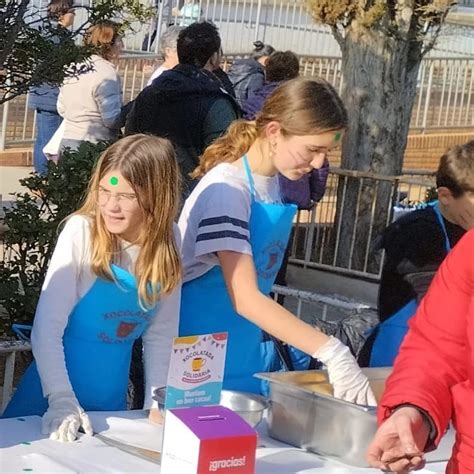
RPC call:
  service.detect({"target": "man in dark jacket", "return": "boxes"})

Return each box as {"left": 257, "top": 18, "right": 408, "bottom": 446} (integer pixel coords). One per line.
{"left": 126, "top": 22, "right": 239, "bottom": 198}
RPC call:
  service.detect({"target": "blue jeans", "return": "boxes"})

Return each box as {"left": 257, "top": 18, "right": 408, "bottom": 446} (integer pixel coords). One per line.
{"left": 33, "top": 110, "right": 62, "bottom": 174}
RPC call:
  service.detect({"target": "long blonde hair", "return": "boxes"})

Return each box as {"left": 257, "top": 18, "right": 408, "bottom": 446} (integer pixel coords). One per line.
{"left": 75, "top": 134, "right": 182, "bottom": 309}
{"left": 192, "top": 77, "right": 348, "bottom": 178}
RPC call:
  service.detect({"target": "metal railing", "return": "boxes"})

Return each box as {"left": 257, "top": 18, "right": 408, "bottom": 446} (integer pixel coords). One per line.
{"left": 1, "top": 54, "right": 472, "bottom": 151}
{"left": 21, "top": 0, "right": 474, "bottom": 57}
{"left": 113, "top": 0, "right": 474, "bottom": 58}
{"left": 289, "top": 169, "right": 436, "bottom": 280}
{"left": 272, "top": 284, "right": 373, "bottom": 322}
{"left": 0, "top": 341, "right": 31, "bottom": 413}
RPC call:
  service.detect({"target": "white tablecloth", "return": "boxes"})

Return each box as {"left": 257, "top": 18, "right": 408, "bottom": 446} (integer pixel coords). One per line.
{"left": 0, "top": 411, "right": 449, "bottom": 473}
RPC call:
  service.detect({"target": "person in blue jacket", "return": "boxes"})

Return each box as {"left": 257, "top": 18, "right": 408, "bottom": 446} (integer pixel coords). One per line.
{"left": 178, "top": 78, "right": 376, "bottom": 405}
{"left": 29, "top": 0, "right": 75, "bottom": 174}
{"left": 2, "top": 135, "right": 182, "bottom": 442}
{"left": 358, "top": 140, "right": 474, "bottom": 367}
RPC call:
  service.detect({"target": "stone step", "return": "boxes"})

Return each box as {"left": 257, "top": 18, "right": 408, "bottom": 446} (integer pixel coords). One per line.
{"left": 0, "top": 149, "right": 32, "bottom": 167}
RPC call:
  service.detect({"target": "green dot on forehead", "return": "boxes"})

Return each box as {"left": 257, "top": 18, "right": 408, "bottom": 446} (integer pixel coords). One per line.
{"left": 110, "top": 176, "right": 119, "bottom": 186}
{"left": 334, "top": 132, "right": 341, "bottom": 141}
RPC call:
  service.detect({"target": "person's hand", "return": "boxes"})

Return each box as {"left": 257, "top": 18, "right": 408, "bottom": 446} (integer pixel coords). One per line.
{"left": 148, "top": 408, "right": 164, "bottom": 425}
{"left": 367, "top": 406, "right": 430, "bottom": 472}
{"left": 41, "top": 391, "right": 93, "bottom": 442}
{"left": 314, "top": 336, "right": 377, "bottom": 406}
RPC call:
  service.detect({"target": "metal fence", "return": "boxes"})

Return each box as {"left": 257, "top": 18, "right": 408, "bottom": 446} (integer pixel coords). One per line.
{"left": 289, "top": 169, "right": 436, "bottom": 280}
{"left": 2, "top": 54, "right": 473, "bottom": 150}
{"left": 104, "top": 0, "right": 474, "bottom": 58}
{"left": 22, "top": 0, "right": 474, "bottom": 57}
{"left": 0, "top": 341, "right": 31, "bottom": 413}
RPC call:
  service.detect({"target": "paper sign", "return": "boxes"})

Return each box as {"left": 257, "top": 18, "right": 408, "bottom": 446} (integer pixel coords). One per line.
{"left": 164, "top": 333, "right": 228, "bottom": 410}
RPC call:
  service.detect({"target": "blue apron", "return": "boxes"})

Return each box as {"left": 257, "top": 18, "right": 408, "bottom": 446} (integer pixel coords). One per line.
{"left": 369, "top": 201, "right": 451, "bottom": 367}
{"left": 3, "top": 264, "right": 157, "bottom": 418}
{"left": 179, "top": 156, "right": 297, "bottom": 393}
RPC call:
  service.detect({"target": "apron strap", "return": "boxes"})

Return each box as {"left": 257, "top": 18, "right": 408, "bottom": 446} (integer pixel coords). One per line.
{"left": 242, "top": 155, "right": 256, "bottom": 202}
{"left": 430, "top": 201, "right": 452, "bottom": 253}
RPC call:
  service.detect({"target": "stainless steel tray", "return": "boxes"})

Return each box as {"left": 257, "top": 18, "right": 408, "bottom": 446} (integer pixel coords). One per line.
{"left": 257, "top": 368, "right": 453, "bottom": 467}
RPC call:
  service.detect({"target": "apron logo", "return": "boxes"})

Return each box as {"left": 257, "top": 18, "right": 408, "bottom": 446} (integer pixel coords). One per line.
{"left": 256, "top": 240, "right": 285, "bottom": 280}
{"left": 97, "top": 316, "right": 148, "bottom": 344}
{"left": 117, "top": 321, "right": 138, "bottom": 338}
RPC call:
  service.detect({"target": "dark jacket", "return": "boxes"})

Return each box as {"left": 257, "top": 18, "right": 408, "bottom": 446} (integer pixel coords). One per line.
{"left": 279, "top": 159, "right": 330, "bottom": 210}
{"left": 125, "top": 64, "right": 239, "bottom": 197}
{"left": 211, "top": 68, "right": 236, "bottom": 98}
{"left": 377, "top": 206, "right": 465, "bottom": 321}
{"left": 227, "top": 58, "right": 265, "bottom": 109}
{"left": 243, "top": 81, "right": 280, "bottom": 120}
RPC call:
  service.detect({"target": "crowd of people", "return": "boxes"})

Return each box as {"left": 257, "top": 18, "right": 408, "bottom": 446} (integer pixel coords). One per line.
{"left": 7, "top": 1, "right": 474, "bottom": 472}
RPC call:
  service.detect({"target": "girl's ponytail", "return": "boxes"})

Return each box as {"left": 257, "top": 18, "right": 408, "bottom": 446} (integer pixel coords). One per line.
{"left": 192, "top": 120, "right": 259, "bottom": 178}
{"left": 193, "top": 78, "right": 348, "bottom": 179}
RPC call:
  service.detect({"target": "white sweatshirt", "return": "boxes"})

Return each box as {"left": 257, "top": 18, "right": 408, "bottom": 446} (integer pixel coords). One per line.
{"left": 31, "top": 215, "right": 181, "bottom": 409}
{"left": 57, "top": 55, "right": 123, "bottom": 142}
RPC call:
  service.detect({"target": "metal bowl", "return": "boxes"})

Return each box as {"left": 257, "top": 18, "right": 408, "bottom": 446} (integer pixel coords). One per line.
{"left": 153, "top": 388, "right": 268, "bottom": 428}
{"left": 220, "top": 390, "right": 268, "bottom": 428}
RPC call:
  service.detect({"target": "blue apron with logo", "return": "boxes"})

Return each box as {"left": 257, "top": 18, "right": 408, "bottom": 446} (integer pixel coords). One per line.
{"left": 179, "top": 156, "right": 297, "bottom": 393}
{"left": 369, "top": 201, "right": 451, "bottom": 367}
{"left": 3, "top": 264, "right": 157, "bottom": 418}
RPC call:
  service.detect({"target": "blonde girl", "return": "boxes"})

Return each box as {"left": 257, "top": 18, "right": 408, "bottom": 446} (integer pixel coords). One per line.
{"left": 178, "top": 78, "right": 376, "bottom": 404}
{"left": 3, "top": 135, "right": 182, "bottom": 441}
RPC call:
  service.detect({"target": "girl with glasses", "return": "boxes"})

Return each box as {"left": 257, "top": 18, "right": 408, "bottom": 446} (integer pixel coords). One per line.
{"left": 3, "top": 135, "right": 182, "bottom": 442}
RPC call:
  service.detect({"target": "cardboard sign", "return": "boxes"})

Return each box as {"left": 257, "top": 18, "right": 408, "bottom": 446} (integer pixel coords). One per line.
{"left": 165, "top": 333, "right": 228, "bottom": 410}
{"left": 161, "top": 405, "right": 257, "bottom": 474}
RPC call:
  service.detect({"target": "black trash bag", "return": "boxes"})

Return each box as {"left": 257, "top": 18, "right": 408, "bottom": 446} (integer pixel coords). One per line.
{"left": 317, "top": 308, "right": 380, "bottom": 359}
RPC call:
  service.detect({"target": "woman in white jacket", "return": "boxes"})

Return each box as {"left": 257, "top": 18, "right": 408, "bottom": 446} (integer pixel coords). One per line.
{"left": 58, "top": 21, "right": 123, "bottom": 152}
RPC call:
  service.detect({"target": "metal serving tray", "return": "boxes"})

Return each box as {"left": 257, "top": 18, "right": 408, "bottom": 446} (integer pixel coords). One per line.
{"left": 256, "top": 368, "right": 454, "bottom": 467}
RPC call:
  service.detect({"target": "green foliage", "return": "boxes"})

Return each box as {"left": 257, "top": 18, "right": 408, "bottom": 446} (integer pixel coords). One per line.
{"left": 0, "top": 141, "right": 108, "bottom": 337}
{"left": 425, "top": 186, "right": 438, "bottom": 203}
{"left": 0, "top": 0, "right": 153, "bottom": 103}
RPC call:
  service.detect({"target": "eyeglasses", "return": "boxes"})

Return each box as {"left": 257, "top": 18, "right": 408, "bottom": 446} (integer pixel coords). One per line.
{"left": 97, "top": 188, "right": 138, "bottom": 211}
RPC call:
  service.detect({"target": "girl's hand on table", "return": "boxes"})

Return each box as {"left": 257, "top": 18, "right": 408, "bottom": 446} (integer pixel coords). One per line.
{"left": 42, "top": 391, "right": 93, "bottom": 442}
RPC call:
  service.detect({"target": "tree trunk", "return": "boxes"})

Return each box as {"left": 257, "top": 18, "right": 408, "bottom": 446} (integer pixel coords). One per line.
{"left": 330, "top": 26, "right": 423, "bottom": 274}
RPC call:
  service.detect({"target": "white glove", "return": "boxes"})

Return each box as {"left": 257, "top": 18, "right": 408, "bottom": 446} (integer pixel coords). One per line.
{"left": 41, "top": 391, "right": 93, "bottom": 442}
{"left": 314, "top": 336, "right": 377, "bottom": 406}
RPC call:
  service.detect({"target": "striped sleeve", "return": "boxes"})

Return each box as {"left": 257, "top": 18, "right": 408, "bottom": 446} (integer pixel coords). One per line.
{"left": 195, "top": 214, "right": 252, "bottom": 258}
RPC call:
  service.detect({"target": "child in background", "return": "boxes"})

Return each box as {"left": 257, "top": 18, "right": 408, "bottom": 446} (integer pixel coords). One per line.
{"left": 359, "top": 140, "right": 474, "bottom": 367}
{"left": 228, "top": 41, "right": 275, "bottom": 109}
{"left": 3, "top": 135, "right": 182, "bottom": 442}
{"left": 367, "top": 145, "right": 474, "bottom": 472}
{"left": 243, "top": 50, "right": 300, "bottom": 121}
{"left": 178, "top": 78, "right": 376, "bottom": 405}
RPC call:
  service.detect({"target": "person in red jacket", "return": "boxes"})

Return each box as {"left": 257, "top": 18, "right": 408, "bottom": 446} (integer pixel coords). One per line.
{"left": 367, "top": 220, "right": 474, "bottom": 472}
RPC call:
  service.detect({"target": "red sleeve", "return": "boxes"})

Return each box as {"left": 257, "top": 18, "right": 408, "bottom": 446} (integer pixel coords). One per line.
{"left": 378, "top": 229, "right": 472, "bottom": 445}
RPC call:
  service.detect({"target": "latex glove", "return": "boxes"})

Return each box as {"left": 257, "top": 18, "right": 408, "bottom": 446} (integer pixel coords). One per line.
{"left": 41, "top": 391, "right": 93, "bottom": 442}
{"left": 314, "top": 336, "right": 377, "bottom": 406}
